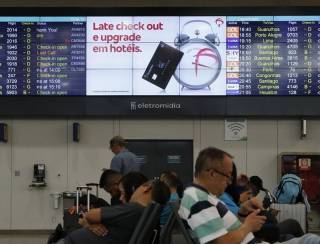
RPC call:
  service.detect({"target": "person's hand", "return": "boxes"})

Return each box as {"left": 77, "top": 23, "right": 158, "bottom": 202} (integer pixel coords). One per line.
{"left": 78, "top": 216, "right": 89, "bottom": 227}
{"left": 240, "top": 196, "right": 263, "bottom": 215}
{"left": 237, "top": 174, "right": 249, "bottom": 187}
{"left": 240, "top": 190, "right": 252, "bottom": 203}
{"left": 269, "top": 208, "right": 280, "bottom": 217}
{"left": 249, "top": 197, "right": 263, "bottom": 209}
{"left": 68, "top": 206, "right": 77, "bottom": 215}
{"left": 243, "top": 209, "right": 266, "bottom": 232}
{"left": 88, "top": 224, "right": 109, "bottom": 237}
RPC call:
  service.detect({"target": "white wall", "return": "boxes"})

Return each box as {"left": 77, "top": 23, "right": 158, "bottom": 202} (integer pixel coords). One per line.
{"left": 0, "top": 120, "right": 12, "bottom": 229}
{"left": 0, "top": 118, "right": 318, "bottom": 230}
{"left": 11, "top": 120, "right": 68, "bottom": 229}
{"left": 67, "top": 120, "right": 114, "bottom": 190}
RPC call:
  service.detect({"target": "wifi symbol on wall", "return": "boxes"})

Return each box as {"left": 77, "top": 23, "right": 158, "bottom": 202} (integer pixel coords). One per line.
{"left": 227, "top": 122, "right": 245, "bottom": 136}
{"left": 225, "top": 119, "right": 247, "bottom": 141}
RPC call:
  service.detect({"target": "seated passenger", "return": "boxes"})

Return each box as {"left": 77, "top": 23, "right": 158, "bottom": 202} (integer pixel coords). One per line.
{"left": 220, "top": 163, "right": 260, "bottom": 215}
{"left": 70, "top": 194, "right": 107, "bottom": 222}
{"left": 118, "top": 171, "right": 148, "bottom": 203}
{"left": 77, "top": 171, "right": 148, "bottom": 230}
{"left": 160, "top": 170, "right": 185, "bottom": 198}
{"left": 159, "top": 171, "right": 182, "bottom": 225}
{"left": 237, "top": 173, "right": 250, "bottom": 193}
{"left": 99, "top": 169, "right": 122, "bottom": 205}
{"left": 249, "top": 175, "right": 304, "bottom": 241}
{"left": 220, "top": 162, "right": 304, "bottom": 242}
{"left": 249, "top": 175, "right": 264, "bottom": 197}
{"left": 180, "top": 147, "right": 316, "bottom": 244}
{"left": 63, "top": 179, "right": 170, "bottom": 244}
{"left": 49, "top": 172, "right": 149, "bottom": 244}
{"left": 48, "top": 194, "right": 105, "bottom": 244}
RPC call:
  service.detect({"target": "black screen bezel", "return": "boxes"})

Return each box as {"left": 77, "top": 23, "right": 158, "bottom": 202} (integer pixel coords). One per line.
{"left": 0, "top": 7, "right": 320, "bottom": 117}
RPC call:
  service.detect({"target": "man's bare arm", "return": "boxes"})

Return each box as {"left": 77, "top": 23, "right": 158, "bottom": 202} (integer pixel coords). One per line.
{"left": 213, "top": 210, "right": 266, "bottom": 244}
{"left": 85, "top": 208, "right": 102, "bottom": 224}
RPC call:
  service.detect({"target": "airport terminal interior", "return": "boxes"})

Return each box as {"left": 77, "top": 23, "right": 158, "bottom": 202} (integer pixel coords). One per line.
{"left": 1, "top": 0, "right": 320, "bottom": 243}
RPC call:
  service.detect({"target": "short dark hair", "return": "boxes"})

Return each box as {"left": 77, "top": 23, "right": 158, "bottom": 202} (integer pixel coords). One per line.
{"left": 119, "top": 172, "right": 148, "bottom": 202}
{"left": 150, "top": 180, "right": 170, "bottom": 205}
{"left": 99, "top": 169, "right": 121, "bottom": 188}
{"left": 109, "top": 135, "right": 127, "bottom": 148}
{"left": 250, "top": 176, "right": 264, "bottom": 191}
{"left": 160, "top": 171, "right": 184, "bottom": 198}
{"left": 195, "top": 147, "right": 233, "bottom": 177}
{"left": 160, "top": 171, "right": 181, "bottom": 189}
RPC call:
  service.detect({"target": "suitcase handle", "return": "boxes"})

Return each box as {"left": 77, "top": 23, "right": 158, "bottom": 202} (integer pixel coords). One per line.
{"left": 86, "top": 183, "right": 99, "bottom": 197}
{"left": 76, "top": 186, "right": 92, "bottom": 214}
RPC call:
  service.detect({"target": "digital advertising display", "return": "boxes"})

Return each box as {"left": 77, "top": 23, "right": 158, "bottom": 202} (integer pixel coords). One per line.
{"left": 1, "top": 13, "right": 320, "bottom": 96}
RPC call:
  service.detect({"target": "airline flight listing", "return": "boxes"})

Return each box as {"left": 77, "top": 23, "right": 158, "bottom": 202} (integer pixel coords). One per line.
{"left": 1, "top": 16, "right": 320, "bottom": 96}
{"left": 226, "top": 16, "right": 320, "bottom": 95}
{"left": 0, "top": 17, "right": 86, "bottom": 95}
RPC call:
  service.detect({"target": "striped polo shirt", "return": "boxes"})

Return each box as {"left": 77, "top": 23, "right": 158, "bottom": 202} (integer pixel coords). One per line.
{"left": 179, "top": 184, "right": 255, "bottom": 244}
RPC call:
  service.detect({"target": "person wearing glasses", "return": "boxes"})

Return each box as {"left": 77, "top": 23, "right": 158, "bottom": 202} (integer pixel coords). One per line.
{"left": 179, "top": 147, "right": 320, "bottom": 244}
{"left": 179, "top": 147, "right": 264, "bottom": 244}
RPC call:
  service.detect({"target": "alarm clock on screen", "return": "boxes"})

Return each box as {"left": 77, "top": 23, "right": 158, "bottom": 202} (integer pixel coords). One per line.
{"left": 174, "top": 20, "right": 222, "bottom": 90}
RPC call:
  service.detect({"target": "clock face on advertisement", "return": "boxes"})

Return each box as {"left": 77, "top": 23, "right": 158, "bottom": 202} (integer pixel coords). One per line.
{"left": 174, "top": 39, "right": 222, "bottom": 89}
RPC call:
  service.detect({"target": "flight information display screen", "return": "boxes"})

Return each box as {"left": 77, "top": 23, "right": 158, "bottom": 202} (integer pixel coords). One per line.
{"left": 0, "top": 15, "right": 320, "bottom": 96}
{"left": 0, "top": 17, "right": 86, "bottom": 96}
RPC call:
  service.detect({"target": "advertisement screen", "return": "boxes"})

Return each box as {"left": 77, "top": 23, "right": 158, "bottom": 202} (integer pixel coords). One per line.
{"left": 1, "top": 15, "right": 320, "bottom": 96}
{"left": 86, "top": 16, "right": 226, "bottom": 96}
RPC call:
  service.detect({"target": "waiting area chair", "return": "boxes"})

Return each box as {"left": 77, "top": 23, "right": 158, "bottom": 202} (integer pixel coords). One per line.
{"left": 160, "top": 202, "right": 195, "bottom": 244}
{"left": 129, "top": 202, "right": 162, "bottom": 244}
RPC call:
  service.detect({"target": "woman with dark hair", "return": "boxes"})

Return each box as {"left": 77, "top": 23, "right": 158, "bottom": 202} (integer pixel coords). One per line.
{"left": 159, "top": 171, "right": 183, "bottom": 225}
{"left": 219, "top": 162, "right": 243, "bottom": 214}
{"left": 118, "top": 172, "right": 148, "bottom": 203}
{"left": 160, "top": 170, "right": 184, "bottom": 198}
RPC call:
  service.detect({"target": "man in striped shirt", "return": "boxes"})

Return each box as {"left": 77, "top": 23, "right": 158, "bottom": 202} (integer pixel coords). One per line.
{"left": 179, "top": 147, "right": 266, "bottom": 244}
{"left": 179, "top": 147, "right": 320, "bottom": 244}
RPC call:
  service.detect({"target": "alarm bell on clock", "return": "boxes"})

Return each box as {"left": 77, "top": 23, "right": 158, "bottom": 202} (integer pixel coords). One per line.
{"left": 174, "top": 19, "right": 222, "bottom": 90}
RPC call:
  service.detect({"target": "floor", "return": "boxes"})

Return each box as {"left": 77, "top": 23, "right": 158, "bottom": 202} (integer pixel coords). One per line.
{"left": 0, "top": 234, "right": 48, "bottom": 244}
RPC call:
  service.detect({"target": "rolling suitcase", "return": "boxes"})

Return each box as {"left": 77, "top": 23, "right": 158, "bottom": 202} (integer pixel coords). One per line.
{"left": 49, "top": 185, "right": 96, "bottom": 244}
{"left": 63, "top": 186, "right": 92, "bottom": 234}
{"left": 271, "top": 203, "right": 307, "bottom": 233}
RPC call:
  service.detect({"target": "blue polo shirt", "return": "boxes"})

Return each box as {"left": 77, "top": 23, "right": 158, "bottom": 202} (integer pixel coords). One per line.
{"left": 110, "top": 148, "right": 139, "bottom": 174}
{"left": 219, "top": 192, "right": 240, "bottom": 215}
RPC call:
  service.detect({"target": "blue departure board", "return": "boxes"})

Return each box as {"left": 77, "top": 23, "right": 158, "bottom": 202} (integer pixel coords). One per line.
{"left": 226, "top": 16, "right": 320, "bottom": 95}
{"left": 0, "top": 17, "right": 86, "bottom": 96}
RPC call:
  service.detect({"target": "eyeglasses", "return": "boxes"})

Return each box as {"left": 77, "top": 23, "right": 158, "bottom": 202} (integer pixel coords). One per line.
{"left": 207, "top": 168, "right": 233, "bottom": 183}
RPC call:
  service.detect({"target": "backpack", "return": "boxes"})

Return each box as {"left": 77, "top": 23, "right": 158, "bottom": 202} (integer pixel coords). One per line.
{"left": 47, "top": 224, "right": 67, "bottom": 244}
{"left": 275, "top": 174, "right": 302, "bottom": 204}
